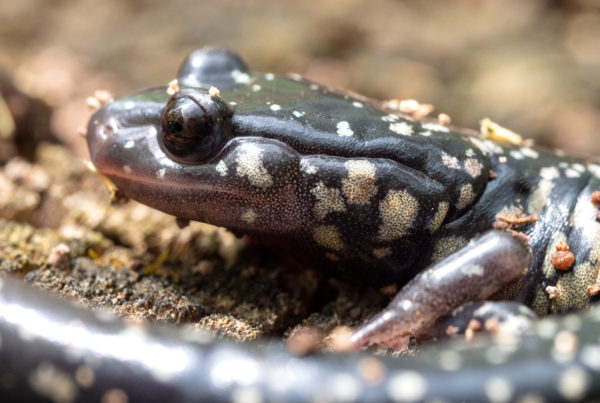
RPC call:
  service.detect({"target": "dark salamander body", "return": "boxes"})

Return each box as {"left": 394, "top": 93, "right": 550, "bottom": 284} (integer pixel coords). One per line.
{"left": 2, "top": 47, "right": 600, "bottom": 402}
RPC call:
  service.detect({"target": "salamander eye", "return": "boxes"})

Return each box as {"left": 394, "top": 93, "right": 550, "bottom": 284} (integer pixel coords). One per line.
{"left": 159, "top": 88, "right": 233, "bottom": 164}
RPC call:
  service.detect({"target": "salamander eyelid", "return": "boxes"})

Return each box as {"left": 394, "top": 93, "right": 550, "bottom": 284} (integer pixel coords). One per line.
{"left": 158, "top": 89, "right": 233, "bottom": 165}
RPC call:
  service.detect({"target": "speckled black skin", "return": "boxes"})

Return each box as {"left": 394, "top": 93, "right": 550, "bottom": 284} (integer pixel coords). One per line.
{"left": 2, "top": 276, "right": 600, "bottom": 402}
{"left": 33, "top": 46, "right": 597, "bottom": 401}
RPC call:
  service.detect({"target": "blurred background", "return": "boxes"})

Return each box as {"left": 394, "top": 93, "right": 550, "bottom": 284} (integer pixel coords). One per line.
{"left": 1, "top": 0, "right": 599, "bottom": 157}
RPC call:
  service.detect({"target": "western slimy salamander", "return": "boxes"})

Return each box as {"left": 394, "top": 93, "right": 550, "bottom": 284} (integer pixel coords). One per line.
{"left": 2, "top": 47, "right": 600, "bottom": 402}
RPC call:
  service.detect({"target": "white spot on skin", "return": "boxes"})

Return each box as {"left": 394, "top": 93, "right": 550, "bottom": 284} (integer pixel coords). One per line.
{"left": 535, "top": 318, "right": 558, "bottom": 339}
{"left": 528, "top": 179, "right": 554, "bottom": 216}
{"left": 309, "top": 84, "right": 319, "bottom": 91}
{"left": 565, "top": 168, "right": 581, "bottom": 178}
{"left": 557, "top": 366, "right": 590, "bottom": 401}
{"left": 516, "top": 393, "right": 546, "bottom": 403}
{"left": 241, "top": 209, "right": 257, "bottom": 224}
{"left": 292, "top": 111, "right": 305, "bottom": 118}
{"left": 29, "top": 363, "right": 77, "bottom": 403}
{"left": 313, "top": 225, "right": 344, "bottom": 251}
{"left": 270, "top": 104, "right": 281, "bottom": 112}
{"left": 124, "top": 140, "right": 135, "bottom": 149}
{"left": 352, "top": 101, "right": 363, "bottom": 108}
{"left": 287, "top": 73, "right": 303, "bottom": 81}
{"left": 572, "top": 163, "right": 585, "bottom": 173}
{"left": 588, "top": 164, "right": 600, "bottom": 178}
{"left": 421, "top": 122, "right": 450, "bottom": 133}
{"left": 381, "top": 114, "right": 399, "bottom": 122}
{"left": 300, "top": 160, "right": 318, "bottom": 175}
{"left": 420, "top": 130, "right": 432, "bottom": 137}
{"left": 438, "top": 350, "right": 463, "bottom": 371}
{"left": 328, "top": 374, "right": 361, "bottom": 402}
{"left": 485, "top": 345, "right": 511, "bottom": 365}
{"left": 378, "top": 189, "right": 419, "bottom": 241}
{"left": 386, "top": 371, "right": 427, "bottom": 402}
{"left": 216, "top": 160, "right": 228, "bottom": 177}
{"left": 580, "top": 345, "right": 600, "bottom": 371}
{"left": 441, "top": 152, "right": 461, "bottom": 170}
{"left": 156, "top": 168, "right": 166, "bottom": 179}
{"left": 520, "top": 147, "right": 539, "bottom": 159}
{"left": 265, "top": 73, "right": 275, "bottom": 81}
{"left": 251, "top": 84, "right": 261, "bottom": 92}
{"left": 465, "top": 148, "right": 476, "bottom": 157}
{"left": 464, "top": 158, "right": 484, "bottom": 178}
{"left": 123, "top": 165, "right": 132, "bottom": 174}
{"left": 463, "top": 264, "right": 484, "bottom": 277}
{"left": 124, "top": 101, "right": 135, "bottom": 110}
{"left": 336, "top": 121, "right": 354, "bottom": 137}
{"left": 232, "top": 386, "right": 263, "bottom": 403}
{"left": 499, "top": 156, "right": 508, "bottom": 163}
{"left": 310, "top": 182, "right": 346, "bottom": 220}
{"left": 342, "top": 160, "right": 378, "bottom": 205}
{"left": 470, "top": 137, "right": 504, "bottom": 155}
{"left": 510, "top": 150, "right": 524, "bottom": 160}
{"left": 229, "top": 101, "right": 237, "bottom": 106}
{"left": 235, "top": 143, "right": 273, "bottom": 189}
{"left": 231, "top": 70, "right": 250, "bottom": 84}
{"left": 485, "top": 376, "right": 514, "bottom": 403}
{"left": 389, "top": 122, "right": 413, "bottom": 136}
{"left": 540, "top": 166, "right": 560, "bottom": 180}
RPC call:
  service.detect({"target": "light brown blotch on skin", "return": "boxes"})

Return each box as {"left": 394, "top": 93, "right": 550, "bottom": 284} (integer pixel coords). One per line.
{"left": 313, "top": 225, "right": 344, "bottom": 251}
{"left": 379, "top": 283, "right": 397, "bottom": 295}
{"left": 235, "top": 143, "right": 273, "bottom": 189}
{"left": 377, "top": 189, "right": 419, "bottom": 241}
{"left": 310, "top": 182, "right": 346, "bottom": 220}
{"left": 428, "top": 201, "right": 449, "bottom": 233}
{"left": 341, "top": 160, "right": 378, "bottom": 205}
{"left": 457, "top": 183, "right": 475, "bottom": 210}
{"left": 372, "top": 247, "right": 392, "bottom": 260}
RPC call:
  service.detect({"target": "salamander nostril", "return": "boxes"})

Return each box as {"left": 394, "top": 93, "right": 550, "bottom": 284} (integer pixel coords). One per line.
{"left": 100, "top": 124, "right": 114, "bottom": 136}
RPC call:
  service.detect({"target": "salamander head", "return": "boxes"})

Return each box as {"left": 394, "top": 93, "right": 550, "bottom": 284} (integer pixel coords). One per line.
{"left": 86, "top": 68, "right": 302, "bottom": 237}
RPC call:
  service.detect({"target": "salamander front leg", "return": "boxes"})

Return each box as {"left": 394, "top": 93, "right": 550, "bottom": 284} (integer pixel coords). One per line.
{"left": 350, "top": 230, "right": 532, "bottom": 349}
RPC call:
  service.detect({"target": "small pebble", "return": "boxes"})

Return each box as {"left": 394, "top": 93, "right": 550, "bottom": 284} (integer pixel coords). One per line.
{"left": 47, "top": 243, "right": 71, "bottom": 269}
